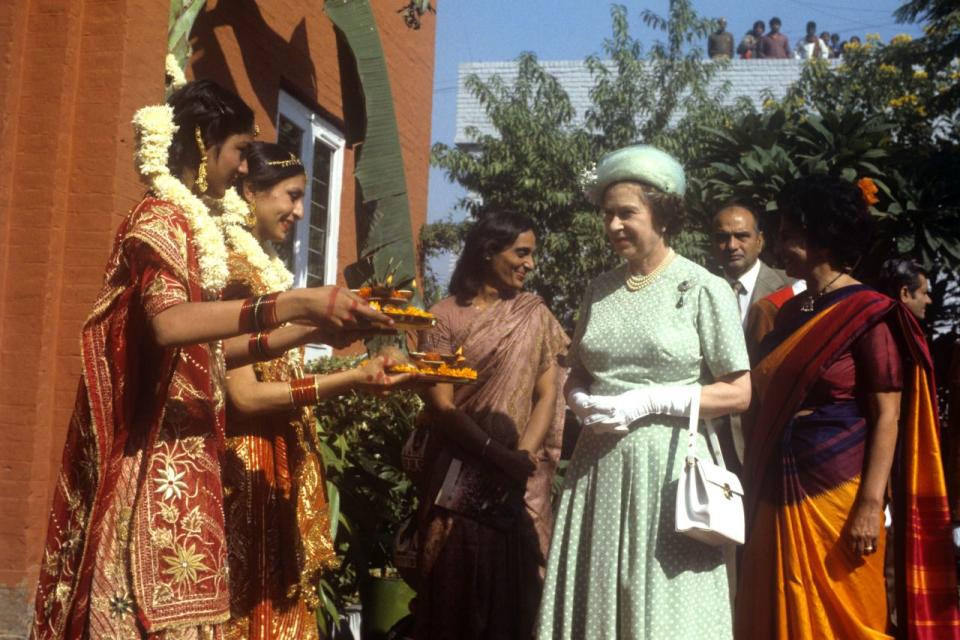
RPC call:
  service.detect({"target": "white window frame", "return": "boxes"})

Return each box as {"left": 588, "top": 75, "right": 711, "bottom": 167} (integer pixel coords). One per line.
{"left": 277, "top": 91, "right": 346, "bottom": 360}
{"left": 277, "top": 91, "right": 345, "bottom": 289}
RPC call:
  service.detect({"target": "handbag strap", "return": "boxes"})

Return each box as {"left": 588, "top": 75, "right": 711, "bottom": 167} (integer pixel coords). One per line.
{"left": 685, "top": 386, "right": 728, "bottom": 470}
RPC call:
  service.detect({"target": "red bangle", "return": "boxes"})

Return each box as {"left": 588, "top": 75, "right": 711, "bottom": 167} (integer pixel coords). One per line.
{"left": 257, "top": 292, "right": 281, "bottom": 330}
{"left": 248, "top": 332, "right": 274, "bottom": 360}
{"left": 289, "top": 376, "right": 319, "bottom": 407}
{"left": 239, "top": 297, "right": 258, "bottom": 333}
{"left": 239, "top": 292, "right": 282, "bottom": 333}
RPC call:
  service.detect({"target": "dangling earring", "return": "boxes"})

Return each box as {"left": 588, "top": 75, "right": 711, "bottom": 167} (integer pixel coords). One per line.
{"left": 245, "top": 199, "right": 257, "bottom": 228}
{"left": 194, "top": 126, "right": 208, "bottom": 193}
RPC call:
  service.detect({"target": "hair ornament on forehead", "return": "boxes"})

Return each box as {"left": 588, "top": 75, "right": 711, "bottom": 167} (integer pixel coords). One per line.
{"left": 585, "top": 144, "right": 686, "bottom": 205}
{"left": 266, "top": 152, "right": 302, "bottom": 168}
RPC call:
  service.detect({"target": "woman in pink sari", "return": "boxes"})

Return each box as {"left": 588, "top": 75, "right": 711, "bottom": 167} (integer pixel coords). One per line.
{"left": 409, "top": 211, "right": 568, "bottom": 640}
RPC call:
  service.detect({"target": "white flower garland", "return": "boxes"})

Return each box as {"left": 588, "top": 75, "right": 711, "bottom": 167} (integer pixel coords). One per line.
{"left": 214, "top": 188, "right": 299, "bottom": 368}
{"left": 132, "top": 104, "right": 229, "bottom": 295}
{"left": 164, "top": 54, "right": 188, "bottom": 92}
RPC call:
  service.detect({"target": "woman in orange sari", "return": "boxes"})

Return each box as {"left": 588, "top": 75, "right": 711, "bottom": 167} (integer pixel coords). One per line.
{"left": 217, "top": 142, "right": 410, "bottom": 639}
{"left": 735, "top": 175, "right": 960, "bottom": 639}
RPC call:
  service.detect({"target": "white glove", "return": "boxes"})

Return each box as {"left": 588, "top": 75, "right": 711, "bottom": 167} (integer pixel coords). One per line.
{"left": 953, "top": 525, "right": 960, "bottom": 554}
{"left": 586, "top": 385, "right": 699, "bottom": 431}
{"left": 566, "top": 388, "right": 621, "bottom": 432}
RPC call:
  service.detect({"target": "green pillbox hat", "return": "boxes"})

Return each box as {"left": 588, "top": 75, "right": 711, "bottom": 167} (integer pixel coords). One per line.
{"left": 586, "top": 144, "right": 686, "bottom": 205}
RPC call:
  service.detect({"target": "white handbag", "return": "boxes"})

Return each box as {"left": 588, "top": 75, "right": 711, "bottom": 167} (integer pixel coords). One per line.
{"left": 675, "top": 388, "right": 745, "bottom": 546}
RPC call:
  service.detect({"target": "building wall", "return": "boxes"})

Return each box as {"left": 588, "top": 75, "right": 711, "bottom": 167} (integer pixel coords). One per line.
{"left": 0, "top": 1, "right": 435, "bottom": 635}
{"left": 189, "top": 0, "right": 436, "bottom": 282}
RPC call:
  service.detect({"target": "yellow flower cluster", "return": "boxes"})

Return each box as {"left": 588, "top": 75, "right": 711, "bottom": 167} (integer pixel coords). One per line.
{"left": 889, "top": 94, "right": 919, "bottom": 108}
{"left": 878, "top": 64, "right": 898, "bottom": 76}
{"left": 913, "top": 70, "right": 928, "bottom": 80}
{"left": 890, "top": 34, "right": 913, "bottom": 46}
{"left": 866, "top": 33, "right": 882, "bottom": 43}
{"left": 889, "top": 94, "right": 927, "bottom": 117}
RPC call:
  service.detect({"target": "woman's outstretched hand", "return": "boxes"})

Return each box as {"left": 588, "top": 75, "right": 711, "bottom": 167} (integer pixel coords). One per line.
{"left": 292, "top": 286, "right": 393, "bottom": 332}
{"left": 351, "top": 353, "right": 416, "bottom": 394}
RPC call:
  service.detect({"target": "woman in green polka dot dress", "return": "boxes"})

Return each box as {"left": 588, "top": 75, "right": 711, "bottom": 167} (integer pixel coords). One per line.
{"left": 536, "top": 145, "right": 751, "bottom": 640}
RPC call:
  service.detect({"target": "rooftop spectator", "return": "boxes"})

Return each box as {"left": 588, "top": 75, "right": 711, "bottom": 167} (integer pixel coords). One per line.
{"left": 708, "top": 17, "right": 735, "bottom": 59}
{"left": 797, "top": 20, "right": 830, "bottom": 59}
{"left": 830, "top": 32, "right": 842, "bottom": 57}
{"left": 760, "top": 16, "right": 791, "bottom": 59}
{"left": 738, "top": 20, "right": 765, "bottom": 59}
{"left": 819, "top": 31, "right": 835, "bottom": 57}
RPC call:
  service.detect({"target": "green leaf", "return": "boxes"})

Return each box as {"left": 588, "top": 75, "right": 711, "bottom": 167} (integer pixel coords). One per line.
{"left": 167, "top": 0, "right": 205, "bottom": 71}
{"left": 326, "top": 0, "right": 421, "bottom": 303}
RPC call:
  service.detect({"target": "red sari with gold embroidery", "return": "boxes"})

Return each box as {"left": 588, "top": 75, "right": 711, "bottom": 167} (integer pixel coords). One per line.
{"left": 32, "top": 196, "right": 231, "bottom": 639}
{"left": 221, "top": 252, "right": 336, "bottom": 640}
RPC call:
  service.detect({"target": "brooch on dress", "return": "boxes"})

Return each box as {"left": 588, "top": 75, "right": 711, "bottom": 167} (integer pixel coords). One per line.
{"left": 676, "top": 280, "right": 692, "bottom": 308}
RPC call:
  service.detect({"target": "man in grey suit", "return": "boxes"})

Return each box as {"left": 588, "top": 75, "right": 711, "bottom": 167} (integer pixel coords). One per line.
{"left": 710, "top": 199, "right": 793, "bottom": 475}
{"left": 712, "top": 199, "right": 792, "bottom": 327}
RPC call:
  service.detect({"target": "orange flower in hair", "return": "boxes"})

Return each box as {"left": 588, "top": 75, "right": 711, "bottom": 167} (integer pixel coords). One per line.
{"left": 857, "top": 177, "right": 879, "bottom": 206}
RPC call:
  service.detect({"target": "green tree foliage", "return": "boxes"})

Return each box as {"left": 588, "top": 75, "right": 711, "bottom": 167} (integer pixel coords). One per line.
{"left": 752, "top": 30, "right": 960, "bottom": 270}
{"left": 430, "top": 2, "right": 746, "bottom": 328}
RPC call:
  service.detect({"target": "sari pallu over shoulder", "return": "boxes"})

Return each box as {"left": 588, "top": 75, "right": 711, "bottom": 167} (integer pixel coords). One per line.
{"left": 32, "top": 197, "right": 230, "bottom": 639}
{"left": 737, "top": 287, "right": 960, "bottom": 640}
{"left": 452, "top": 293, "right": 568, "bottom": 452}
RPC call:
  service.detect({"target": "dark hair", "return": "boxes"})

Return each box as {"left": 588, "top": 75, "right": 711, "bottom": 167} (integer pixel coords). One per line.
{"left": 806, "top": 21, "right": 817, "bottom": 33}
{"left": 877, "top": 258, "right": 928, "bottom": 298}
{"left": 235, "top": 142, "right": 306, "bottom": 194}
{"left": 166, "top": 80, "right": 254, "bottom": 177}
{"left": 714, "top": 197, "right": 762, "bottom": 233}
{"left": 770, "top": 17, "right": 782, "bottom": 27}
{"left": 776, "top": 174, "right": 873, "bottom": 271}
{"left": 449, "top": 210, "right": 535, "bottom": 298}
{"left": 753, "top": 20, "right": 765, "bottom": 31}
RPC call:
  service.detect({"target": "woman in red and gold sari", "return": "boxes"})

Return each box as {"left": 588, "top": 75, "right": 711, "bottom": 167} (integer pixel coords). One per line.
{"left": 735, "top": 175, "right": 960, "bottom": 639}
{"left": 218, "top": 142, "right": 408, "bottom": 639}
{"left": 410, "top": 211, "right": 568, "bottom": 640}
{"left": 31, "top": 82, "right": 392, "bottom": 640}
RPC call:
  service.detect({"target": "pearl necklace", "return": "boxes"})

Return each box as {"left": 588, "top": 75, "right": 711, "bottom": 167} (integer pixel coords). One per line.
{"left": 625, "top": 249, "right": 675, "bottom": 292}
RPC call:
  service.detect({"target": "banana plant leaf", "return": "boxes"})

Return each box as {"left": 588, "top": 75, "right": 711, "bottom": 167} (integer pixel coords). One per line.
{"left": 168, "top": 0, "right": 205, "bottom": 69}
{"left": 326, "top": 0, "right": 421, "bottom": 305}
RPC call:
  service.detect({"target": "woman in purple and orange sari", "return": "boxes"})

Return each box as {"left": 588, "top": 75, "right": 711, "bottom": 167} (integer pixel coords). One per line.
{"left": 410, "top": 211, "right": 568, "bottom": 640}
{"left": 735, "top": 175, "right": 960, "bottom": 639}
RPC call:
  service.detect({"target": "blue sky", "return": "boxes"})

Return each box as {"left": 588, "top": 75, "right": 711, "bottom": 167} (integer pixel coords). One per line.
{"left": 426, "top": 1, "right": 926, "bottom": 224}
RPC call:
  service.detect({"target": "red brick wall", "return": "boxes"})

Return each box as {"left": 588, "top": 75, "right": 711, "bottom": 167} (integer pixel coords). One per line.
{"left": 0, "top": 1, "right": 435, "bottom": 635}
{"left": 0, "top": 0, "right": 168, "bottom": 634}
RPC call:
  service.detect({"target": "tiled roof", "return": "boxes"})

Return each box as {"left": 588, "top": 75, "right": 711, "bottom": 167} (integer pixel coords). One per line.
{"left": 455, "top": 59, "right": 834, "bottom": 145}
